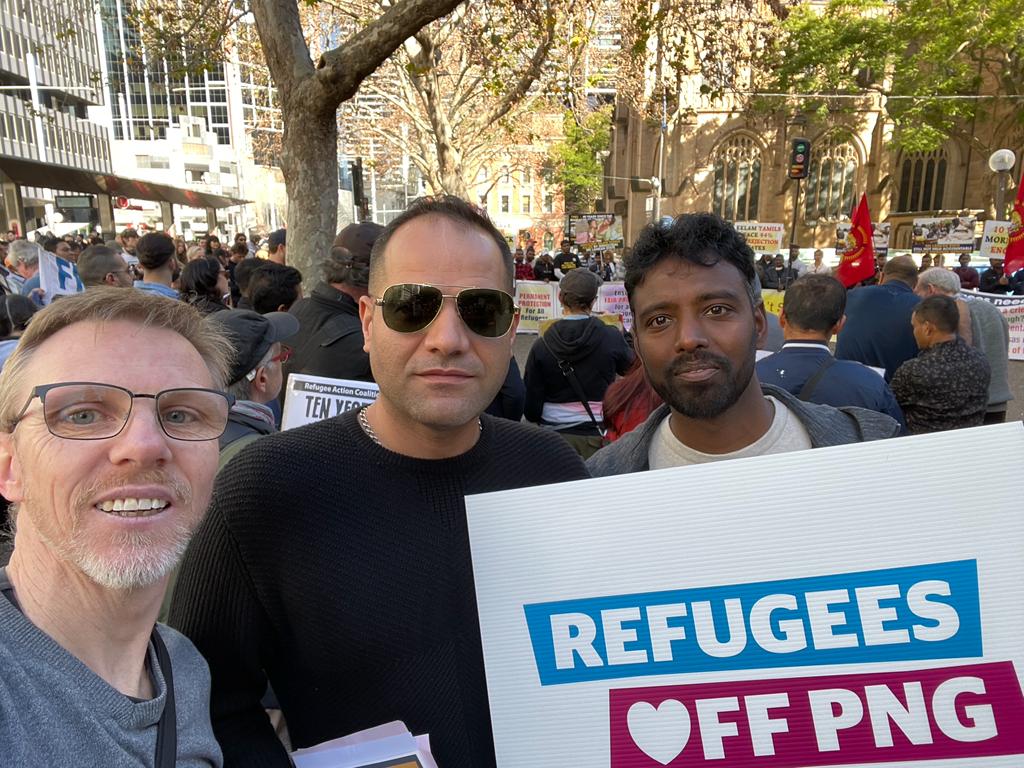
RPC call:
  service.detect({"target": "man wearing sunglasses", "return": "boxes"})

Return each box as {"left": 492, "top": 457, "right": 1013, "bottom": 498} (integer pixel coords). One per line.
{"left": 170, "top": 196, "right": 589, "bottom": 768}
{"left": 0, "top": 288, "right": 231, "bottom": 765}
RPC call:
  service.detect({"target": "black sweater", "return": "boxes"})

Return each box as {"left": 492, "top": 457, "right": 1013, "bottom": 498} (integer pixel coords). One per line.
{"left": 169, "top": 409, "right": 588, "bottom": 768}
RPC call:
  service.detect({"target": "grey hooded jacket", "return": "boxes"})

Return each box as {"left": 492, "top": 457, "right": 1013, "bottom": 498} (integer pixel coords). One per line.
{"left": 587, "top": 383, "right": 901, "bottom": 477}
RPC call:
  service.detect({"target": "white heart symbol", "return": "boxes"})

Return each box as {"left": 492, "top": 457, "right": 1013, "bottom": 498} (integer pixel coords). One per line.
{"left": 627, "top": 699, "right": 691, "bottom": 765}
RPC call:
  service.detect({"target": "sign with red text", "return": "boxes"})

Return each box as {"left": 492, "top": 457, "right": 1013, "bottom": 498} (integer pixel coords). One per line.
{"left": 514, "top": 280, "right": 560, "bottom": 334}
{"left": 466, "top": 423, "right": 1024, "bottom": 767}
{"left": 963, "top": 291, "right": 1024, "bottom": 361}
{"left": 979, "top": 221, "right": 1010, "bottom": 261}
{"left": 735, "top": 222, "right": 785, "bottom": 254}
{"left": 596, "top": 282, "right": 634, "bottom": 332}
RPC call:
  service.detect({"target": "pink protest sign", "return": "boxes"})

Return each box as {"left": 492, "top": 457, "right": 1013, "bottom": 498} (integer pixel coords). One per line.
{"left": 610, "top": 662, "right": 1024, "bottom": 767}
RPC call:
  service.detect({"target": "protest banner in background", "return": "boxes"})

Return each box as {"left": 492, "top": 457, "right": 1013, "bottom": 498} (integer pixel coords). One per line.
{"left": 911, "top": 216, "right": 977, "bottom": 253}
{"left": 467, "top": 423, "right": 1024, "bottom": 767}
{"left": 514, "top": 281, "right": 559, "bottom": 333}
{"left": 837, "top": 221, "right": 890, "bottom": 258}
{"left": 979, "top": 221, "right": 1010, "bottom": 261}
{"left": 281, "top": 373, "right": 378, "bottom": 430}
{"left": 964, "top": 291, "right": 1024, "bottom": 360}
{"left": 734, "top": 222, "right": 785, "bottom": 254}
{"left": 760, "top": 289, "right": 785, "bottom": 316}
{"left": 571, "top": 214, "right": 624, "bottom": 250}
{"left": 596, "top": 281, "right": 633, "bottom": 331}
{"left": 37, "top": 251, "right": 84, "bottom": 305}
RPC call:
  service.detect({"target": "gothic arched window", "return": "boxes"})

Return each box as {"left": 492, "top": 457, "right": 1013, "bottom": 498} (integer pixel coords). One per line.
{"left": 712, "top": 136, "right": 761, "bottom": 221}
{"left": 804, "top": 139, "right": 858, "bottom": 222}
{"left": 896, "top": 148, "right": 948, "bottom": 212}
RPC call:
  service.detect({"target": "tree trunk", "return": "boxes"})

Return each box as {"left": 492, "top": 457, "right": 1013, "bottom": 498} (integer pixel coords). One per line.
{"left": 280, "top": 99, "right": 338, "bottom": 288}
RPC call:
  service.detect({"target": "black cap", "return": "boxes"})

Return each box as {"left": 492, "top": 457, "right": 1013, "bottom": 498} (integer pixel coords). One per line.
{"left": 208, "top": 310, "right": 299, "bottom": 385}
{"left": 333, "top": 221, "right": 384, "bottom": 260}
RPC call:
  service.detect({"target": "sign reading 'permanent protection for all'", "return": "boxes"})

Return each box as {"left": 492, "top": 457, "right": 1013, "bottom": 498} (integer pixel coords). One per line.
{"left": 466, "top": 423, "right": 1024, "bottom": 767}
{"left": 280, "top": 373, "right": 378, "bottom": 430}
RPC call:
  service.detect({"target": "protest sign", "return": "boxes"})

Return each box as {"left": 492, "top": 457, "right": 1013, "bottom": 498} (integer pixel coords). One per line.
{"left": 759, "top": 289, "right": 785, "bottom": 317}
{"left": 292, "top": 721, "right": 436, "bottom": 768}
{"left": 911, "top": 216, "right": 977, "bottom": 253}
{"left": 734, "top": 223, "right": 785, "bottom": 254}
{"left": 514, "top": 280, "right": 559, "bottom": 334}
{"left": 571, "top": 214, "right": 624, "bottom": 250}
{"left": 979, "top": 221, "right": 1010, "bottom": 261}
{"left": 836, "top": 221, "right": 889, "bottom": 258}
{"left": 963, "top": 291, "right": 1024, "bottom": 360}
{"left": 37, "top": 250, "right": 84, "bottom": 305}
{"left": 281, "top": 373, "right": 378, "bottom": 430}
{"left": 596, "top": 281, "right": 633, "bottom": 331}
{"left": 467, "top": 423, "right": 1024, "bottom": 767}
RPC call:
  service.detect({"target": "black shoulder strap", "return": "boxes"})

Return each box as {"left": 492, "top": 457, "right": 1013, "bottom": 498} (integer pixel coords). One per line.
{"left": 798, "top": 355, "right": 837, "bottom": 402}
{"left": 152, "top": 628, "right": 177, "bottom": 768}
{"left": 540, "top": 333, "right": 605, "bottom": 436}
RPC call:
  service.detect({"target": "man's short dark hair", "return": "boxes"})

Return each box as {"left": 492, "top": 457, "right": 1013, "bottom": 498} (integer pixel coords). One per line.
{"left": 230, "top": 242, "right": 249, "bottom": 258}
{"left": 42, "top": 236, "right": 61, "bottom": 254}
{"left": 914, "top": 295, "right": 959, "bottom": 334}
{"left": 135, "top": 232, "right": 176, "bottom": 270}
{"left": 369, "top": 196, "right": 513, "bottom": 291}
{"left": 76, "top": 244, "right": 125, "bottom": 287}
{"left": 782, "top": 274, "right": 846, "bottom": 333}
{"left": 249, "top": 262, "right": 303, "bottom": 314}
{"left": 232, "top": 258, "right": 262, "bottom": 296}
{"left": 625, "top": 213, "right": 758, "bottom": 308}
{"left": 882, "top": 255, "right": 918, "bottom": 288}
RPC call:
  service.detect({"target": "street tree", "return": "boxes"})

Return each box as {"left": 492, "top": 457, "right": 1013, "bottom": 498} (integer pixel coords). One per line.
{"left": 547, "top": 106, "right": 613, "bottom": 214}
{"left": 760, "top": 0, "right": 1024, "bottom": 154}
{"left": 134, "top": 0, "right": 464, "bottom": 282}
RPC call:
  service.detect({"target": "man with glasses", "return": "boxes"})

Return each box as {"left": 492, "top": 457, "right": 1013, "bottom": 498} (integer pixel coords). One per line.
{"left": 76, "top": 243, "right": 136, "bottom": 289}
{"left": 170, "top": 196, "right": 588, "bottom": 768}
{"left": 208, "top": 309, "right": 298, "bottom": 461}
{"left": 0, "top": 288, "right": 231, "bottom": 765}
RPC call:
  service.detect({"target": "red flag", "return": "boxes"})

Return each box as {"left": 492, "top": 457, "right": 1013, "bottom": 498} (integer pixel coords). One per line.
{"left": 835, "top": 193, "right": 876, "bottom": 288}
{"left": 1004, "top": 173, "right": 1024, "bottom": 276}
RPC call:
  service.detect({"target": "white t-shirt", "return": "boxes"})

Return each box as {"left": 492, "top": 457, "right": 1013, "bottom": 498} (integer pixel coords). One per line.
{"left": 648, "top": 396, "right": 813, "bottom": 469}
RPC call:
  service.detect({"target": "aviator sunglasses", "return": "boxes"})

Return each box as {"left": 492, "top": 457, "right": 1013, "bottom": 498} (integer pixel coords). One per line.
{"left": 374, "top": 283, "right": 519, "bottom": 338}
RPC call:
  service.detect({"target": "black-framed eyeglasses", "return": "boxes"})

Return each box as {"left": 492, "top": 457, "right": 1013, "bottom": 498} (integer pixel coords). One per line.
{"left": 373, "top": 283, "right": 519, "bottom": 338}
{"left": 10, "top": 382, "right": 235, "bottom": 441}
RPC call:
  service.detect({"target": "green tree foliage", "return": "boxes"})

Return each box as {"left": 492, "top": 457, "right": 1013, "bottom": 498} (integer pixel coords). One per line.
{"left": 548, "top": 106, "right": 612, "bottom": 214}
{"left": 761, "top": 0, "right": 1024, "bottom": 152}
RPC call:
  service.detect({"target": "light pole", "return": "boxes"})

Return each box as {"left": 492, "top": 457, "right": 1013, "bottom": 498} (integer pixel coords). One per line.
{"left": 988, "top": 149, "right": 1017, "bottom": 221}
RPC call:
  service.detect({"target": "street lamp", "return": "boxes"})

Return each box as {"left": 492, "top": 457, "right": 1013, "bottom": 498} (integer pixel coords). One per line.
{"left": 988, "top": 149, "right": 1017, "bottom": 221}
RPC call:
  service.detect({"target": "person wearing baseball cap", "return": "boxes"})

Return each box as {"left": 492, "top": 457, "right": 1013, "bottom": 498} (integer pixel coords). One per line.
{"left": 284, "top": 220, "right": 384, "bottom": 384}
{"left": 207, "top": 309, "right": 299, "bottom": 460}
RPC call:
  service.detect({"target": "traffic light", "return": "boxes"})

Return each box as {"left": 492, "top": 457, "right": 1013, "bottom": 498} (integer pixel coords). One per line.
{"left": 349, "top": 159, "right": 365, "bottom": 207}
{"left": 789, "top": 138, "right": 811, "bottom": 179}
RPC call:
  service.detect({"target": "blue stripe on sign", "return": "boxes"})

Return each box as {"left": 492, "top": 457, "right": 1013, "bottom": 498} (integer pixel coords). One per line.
{"left": 524, "top": 560, "right": 981, "bottom": 686}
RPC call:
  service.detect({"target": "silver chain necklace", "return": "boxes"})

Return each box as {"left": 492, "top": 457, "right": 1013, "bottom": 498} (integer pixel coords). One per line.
{"left": 358, "top": 407, "right": 482, "bottom": 447}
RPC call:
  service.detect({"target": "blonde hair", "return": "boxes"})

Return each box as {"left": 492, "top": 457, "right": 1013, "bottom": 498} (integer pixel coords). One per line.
{"left": 0, "top": 287, "right": 233, "bottom": 431}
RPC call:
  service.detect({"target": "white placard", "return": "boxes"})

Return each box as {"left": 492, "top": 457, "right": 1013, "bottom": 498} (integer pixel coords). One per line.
{"left": 467, "top": 423, "right": 1024, "bottom": 767}
{"left": 37, "top": 251, "right": 84, "bottom": 304}
{"left": 280, "top": 373, "right": 378, "bottom": 430}
{"left": 734, "top": 222, "right": 785, "bottom": 254}
{"left": 979, "top": 221, "right": 1011, "bottom": 260}
{"left": 514, "top": 281, "right": 560, "bottom": 334}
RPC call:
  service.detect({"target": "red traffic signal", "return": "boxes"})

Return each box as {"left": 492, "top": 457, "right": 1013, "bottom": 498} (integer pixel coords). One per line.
{"left": 789, "top": 138, "right": 811, "bottom": 179}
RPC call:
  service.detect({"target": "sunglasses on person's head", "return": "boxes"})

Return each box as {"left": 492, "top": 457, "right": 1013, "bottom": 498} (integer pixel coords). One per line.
{"left": 374, "top": 283, "right": 518, "bottom": 338}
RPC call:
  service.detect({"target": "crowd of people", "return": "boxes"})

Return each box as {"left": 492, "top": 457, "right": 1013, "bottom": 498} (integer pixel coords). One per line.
{"left": 0, "top": 199, "right": 1016, "bottom": 767}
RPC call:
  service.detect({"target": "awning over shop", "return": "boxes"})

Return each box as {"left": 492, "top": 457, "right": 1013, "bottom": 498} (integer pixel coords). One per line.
{"left": 0, "top": 155, "right": 250, "bottom": 209}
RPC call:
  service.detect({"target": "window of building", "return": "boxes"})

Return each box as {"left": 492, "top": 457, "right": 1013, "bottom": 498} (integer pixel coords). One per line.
{"left": 804, "top": 138, "right": 858, "bottom": 222}
{"left": 521, "top": 195, "right": 531, "bottom": 214}
{"left": 712, "top": 135, "right": 761, "bottom": 221}
{"left": 523, "top": 166, "right": 532, "bottom": 184}
{"left": 501, "top": 194, "right": 510, "bottom": 213}
{"left": 544, "top": 193, "right": 554, "bottom": 213}
{"left": 543, "top": 232, "right": 554, "bottom": 250}
{"left": 896, "top": 148, "right": 948, "bottom": 212}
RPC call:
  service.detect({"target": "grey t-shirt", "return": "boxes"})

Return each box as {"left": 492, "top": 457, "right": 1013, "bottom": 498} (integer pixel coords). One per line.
{"left": 0, "top": 579, "right": 222, "bottom": 767}
{"left": 649, "top": 395, "right": 813, "bottom": 469}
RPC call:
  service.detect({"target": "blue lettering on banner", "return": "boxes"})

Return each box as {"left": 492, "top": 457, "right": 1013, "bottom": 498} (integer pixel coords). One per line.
{"left": 524, "top": 560, "right": 980, "bottom": 686}
{"left": 55, "top": 257, "right": 84, "bottom": 292}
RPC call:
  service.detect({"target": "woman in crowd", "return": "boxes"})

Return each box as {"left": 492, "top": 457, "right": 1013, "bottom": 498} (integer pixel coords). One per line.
{"left": 179, "top": 256, "right": 230, "bottom": 315}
